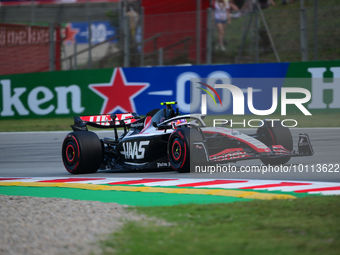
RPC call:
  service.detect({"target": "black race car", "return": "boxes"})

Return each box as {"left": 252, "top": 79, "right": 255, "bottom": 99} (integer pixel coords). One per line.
{"left": 62, "top": 102, "right": 314, "bottom": 174}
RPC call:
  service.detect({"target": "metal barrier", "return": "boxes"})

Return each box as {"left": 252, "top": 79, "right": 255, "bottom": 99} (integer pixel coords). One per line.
{"left": 0, "top": 0, "right": 339, "bottom": 75}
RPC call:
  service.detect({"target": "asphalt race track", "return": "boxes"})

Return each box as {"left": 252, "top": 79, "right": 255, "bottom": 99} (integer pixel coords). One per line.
{"left": 0, "top": 128, "right": 339, "bottom": 182}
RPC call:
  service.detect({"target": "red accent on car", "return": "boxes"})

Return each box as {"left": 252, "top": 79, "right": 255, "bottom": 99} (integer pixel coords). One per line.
{"left": 271, "top": 145, "right": 292, "bottom": 154}
{"left": 80, "top": 113, "right": 139, "bottom": 126}
{"left": 140, "top": 116, "right": 152, "bottom": 133}
{"left": 208, "top": 148, "right": 250, "bottom": 162}
{"left": 178, "top": 131, "right": 184, "bottom": 139}
{"left": 209, "top": 148, "right": 245, "bottom": 157}
{"left": 268, "top": 128, "right": 275, "bottom": 144}
{"left": 203, "top": 130, "right": 269, "bottom": 153}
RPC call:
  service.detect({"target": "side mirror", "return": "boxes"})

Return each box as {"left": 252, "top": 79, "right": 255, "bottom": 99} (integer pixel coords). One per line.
{"left": 157, "top": 124, "right": 169, "bottom": 131}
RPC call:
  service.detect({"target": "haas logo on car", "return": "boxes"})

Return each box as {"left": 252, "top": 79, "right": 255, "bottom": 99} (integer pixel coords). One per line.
{"left": 121, "top": 141, "right": 150, "bottom": 159}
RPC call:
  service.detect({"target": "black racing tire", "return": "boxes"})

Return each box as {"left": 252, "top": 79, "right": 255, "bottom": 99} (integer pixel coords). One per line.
{"left": 257, "top": 121, "right": 293, "bottom": 165}
{"left": 168, "top": 127, "right": 204, "bottom": 173}
{"left": 168, "top": 128, "right": 190, "bottom": 173}
{"left": 62, "top": 131, "right": 103, "bottom": 174}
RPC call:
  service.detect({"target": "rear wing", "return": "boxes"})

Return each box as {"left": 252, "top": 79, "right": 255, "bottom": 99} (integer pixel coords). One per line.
{"left": 71, "top": 113, "right": 140, "bottom": 132}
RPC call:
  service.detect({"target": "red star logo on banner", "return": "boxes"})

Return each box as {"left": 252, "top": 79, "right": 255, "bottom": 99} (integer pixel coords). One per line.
{"left": 63, "top": 23, "right": 79, "bottom": 44}
{"left": 89, "top": 68, "right": 149, "bottom": 114}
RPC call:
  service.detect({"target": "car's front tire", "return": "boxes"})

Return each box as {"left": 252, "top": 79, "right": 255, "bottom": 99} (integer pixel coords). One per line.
{"left": 257, "top": 120, "right": 293, "bottom": 165}
{"left": 62, "top": 131, "right": 103, "bottom": 174}
{"left": 168, "top": 127, "right": 205, "bottom": 173}
{"left": 168, "top": 128, "right": 190, "bottom": 173}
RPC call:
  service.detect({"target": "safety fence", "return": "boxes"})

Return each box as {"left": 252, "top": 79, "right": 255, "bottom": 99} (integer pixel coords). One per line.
{"left": 0, "top": 23, "right": 62, "bottom": 75}
{"left": 0, "top": 0, "right": 339, "bottom": 75}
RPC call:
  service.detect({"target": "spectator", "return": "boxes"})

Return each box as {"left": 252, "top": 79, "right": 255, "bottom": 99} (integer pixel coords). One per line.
{"left": 228, "top": 0, "right": 242, "bottom": 18}
{"left": 126, "top": 4, "right": 139, "bottom": 38}
{"left": 214, "top": 0, "right": 231, "bottom": 51}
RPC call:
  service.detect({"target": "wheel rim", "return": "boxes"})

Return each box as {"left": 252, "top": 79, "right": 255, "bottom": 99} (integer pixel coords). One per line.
{"left": 66, "top": 144, "right": 75, "bottom": 163}
{"left": 172, "top": 140, "right": 182, "bottom": 161}
{"left": 64, "top": 140, "right": 77, "bottom": 168}
{"left": 170, "top": 138, "right": 185, "bottom": 168}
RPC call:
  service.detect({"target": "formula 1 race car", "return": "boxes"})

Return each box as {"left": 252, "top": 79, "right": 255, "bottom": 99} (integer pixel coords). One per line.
{"left": 62, "top": 102, "right": 314, "bottom": 174}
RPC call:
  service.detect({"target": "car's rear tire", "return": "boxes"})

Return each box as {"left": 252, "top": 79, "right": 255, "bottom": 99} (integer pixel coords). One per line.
{"left": 62, "top": 131, "right": 103, "bottom": 174}
{"left": 257, "top": 121, "right": 293, "bottom": 165}
{"left": 168, "top": 127, "right": 204, "bottom": 173}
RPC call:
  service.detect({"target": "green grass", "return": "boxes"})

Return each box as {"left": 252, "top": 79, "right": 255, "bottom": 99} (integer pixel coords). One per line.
{"left": 102, "top": 196, "right": 340, "bottom": 255}
{"left": 0, "top": 117, "right": 74, "bottom": 132}
{"left": 0, "top": 112, "right": 339, "bottom": 132}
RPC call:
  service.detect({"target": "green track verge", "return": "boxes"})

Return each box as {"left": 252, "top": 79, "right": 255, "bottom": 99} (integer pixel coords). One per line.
{"left": 0, "top": 186, "right": 253, "bottom": 206}
{"left": 103, "top": 196, "right": 340, "bottom": 255}
{"left": 0, "top": 183, "right": 317, "bottom": 206}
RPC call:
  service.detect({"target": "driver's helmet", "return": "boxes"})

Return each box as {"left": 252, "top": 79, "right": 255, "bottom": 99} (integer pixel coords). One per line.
{"left": 159, "top": 108, "right": 174, "bottom": 124}
{"left": 165, "top": 108, "right": 172, "bottom": 119}
{"left": 171, "top": 119, "right": 187, "bottom": 129}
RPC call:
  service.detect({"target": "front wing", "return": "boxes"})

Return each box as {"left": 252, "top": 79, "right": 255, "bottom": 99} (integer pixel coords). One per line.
{"left": 192, "top": 133, "right": 314, "bottom": 163}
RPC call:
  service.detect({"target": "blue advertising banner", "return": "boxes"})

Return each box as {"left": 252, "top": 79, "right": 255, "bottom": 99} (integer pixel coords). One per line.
{"left": 120, "top": 63, "right": 290, "bottom": 115}
{"left": 64, "top": 21, "right": 116, "bottom": 45}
